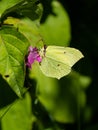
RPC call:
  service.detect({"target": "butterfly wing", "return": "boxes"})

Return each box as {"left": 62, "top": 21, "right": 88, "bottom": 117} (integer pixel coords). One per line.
{"left": 39, "top": 57, "right": 71, "bottom": 79}
{"left": 46, "top": 46, "right": 84, "bottom": 67}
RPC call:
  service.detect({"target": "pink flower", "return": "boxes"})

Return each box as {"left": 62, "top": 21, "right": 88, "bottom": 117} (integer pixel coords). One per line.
{"left": 26, "top": 46, "right": 42, "bottom": 68}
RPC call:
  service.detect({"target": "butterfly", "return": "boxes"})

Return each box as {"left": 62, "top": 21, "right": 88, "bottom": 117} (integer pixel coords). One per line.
{"left": 39, "top": 45, "right": 84, "bottom": 79}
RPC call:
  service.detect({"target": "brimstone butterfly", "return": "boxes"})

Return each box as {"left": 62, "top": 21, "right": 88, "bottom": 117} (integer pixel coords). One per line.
{"left": 39, "top": 45, "right": 84, "bottom": 79}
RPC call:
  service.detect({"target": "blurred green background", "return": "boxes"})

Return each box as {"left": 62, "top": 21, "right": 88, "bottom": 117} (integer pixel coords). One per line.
{"left": 0, "top": 0, "right": 98, "bottom": 130}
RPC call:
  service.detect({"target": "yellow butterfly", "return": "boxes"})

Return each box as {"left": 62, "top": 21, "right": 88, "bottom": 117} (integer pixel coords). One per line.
{"left": 39, "top": 45, "right": 84, "bottom": 79}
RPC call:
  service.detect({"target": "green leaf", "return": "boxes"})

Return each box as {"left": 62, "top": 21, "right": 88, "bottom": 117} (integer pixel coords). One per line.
{"left": 0, "top": 0, "right": 24, "bottom": 16}
{"left": 40, "top": 1, "right": 71, "bottom": 46}
{"left": 15, "top": 18, "right": 42, "bottom": 46}
{"left": 39, "top": 45, "right": 84, "bottom": 79}
{"left": 18, "top": 2, "right": 43, "bottom": 22}
{"left": 1, "top": 93, "right": 34, "bottom": 130}
{"left": 0, "top": 0, "right": 43, "bottom": 23}
{"left": 0, "top": 26, "right": 29, "bottom": 97}
{"left": 4, "top": 17, "right": 42, "bottom": 46}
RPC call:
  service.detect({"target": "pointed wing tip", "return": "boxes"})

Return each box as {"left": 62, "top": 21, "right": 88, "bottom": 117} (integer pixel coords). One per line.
{"left": 79, "top": 51, "right": 84, "bottom": 61}
{"left": 79, "top": 52, "right": 84, "bottom": 59}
